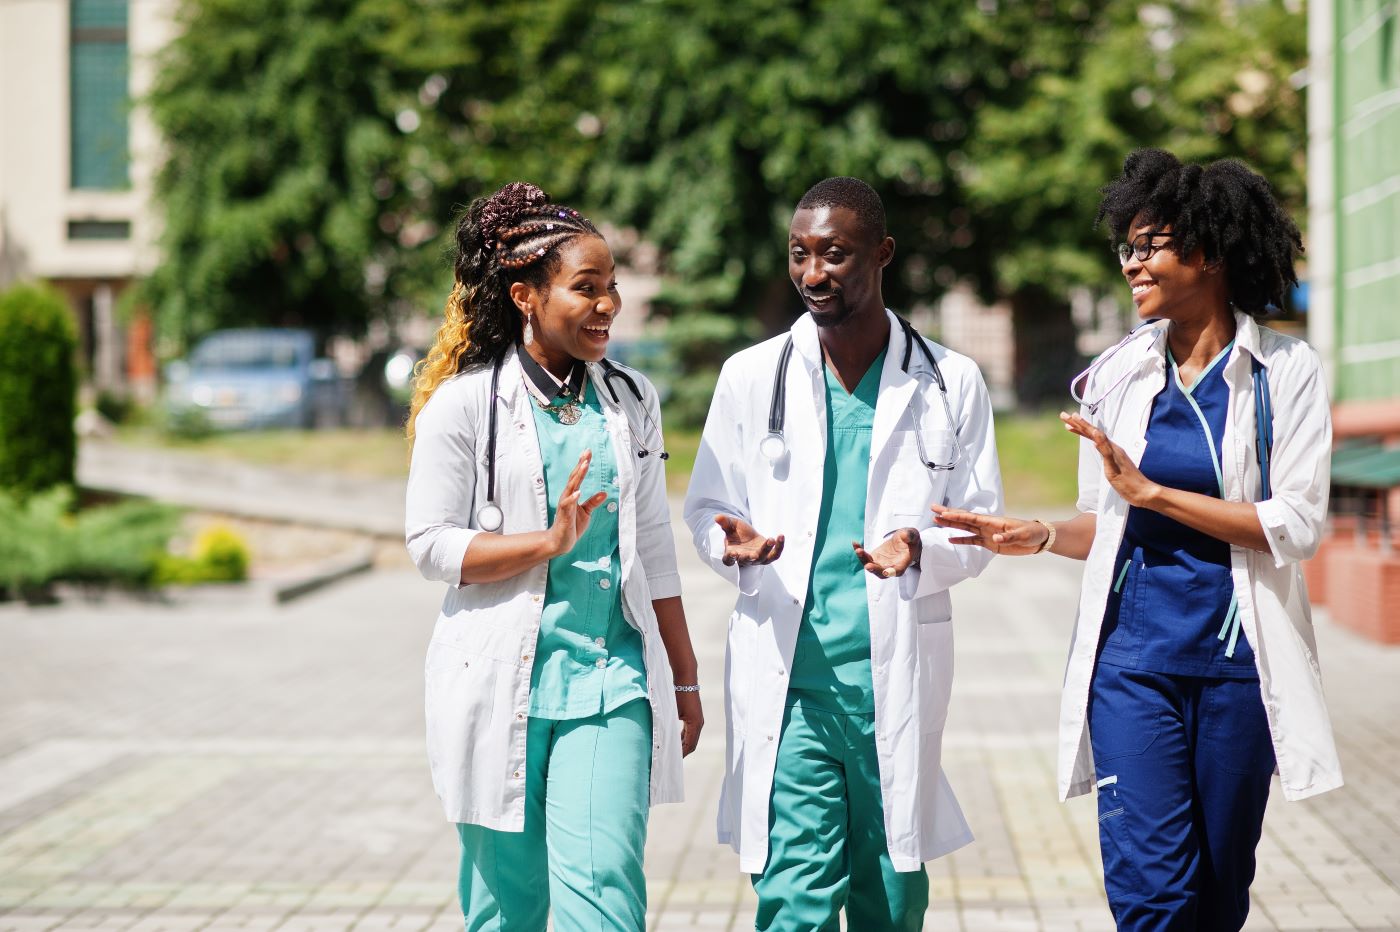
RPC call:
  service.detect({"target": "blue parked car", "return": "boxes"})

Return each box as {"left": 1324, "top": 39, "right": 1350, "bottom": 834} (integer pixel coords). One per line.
{"left": 165, "top": 329, "right": 343, "bottom": 429}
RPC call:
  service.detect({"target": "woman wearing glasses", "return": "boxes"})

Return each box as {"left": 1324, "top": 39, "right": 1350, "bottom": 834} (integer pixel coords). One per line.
{"left": 933, "top": 149, "right": 1338, "bottom": 930}
{"left": 405, "top": 182, "right": 703, "bottom": 931}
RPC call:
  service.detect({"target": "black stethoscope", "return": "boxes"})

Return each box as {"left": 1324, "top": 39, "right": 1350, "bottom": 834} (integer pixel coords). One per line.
{"left": 759, "top": 315, "right": 965, "bottom": 471}
{"left": 476, "top": 349, "right": 667, "bottom": 532}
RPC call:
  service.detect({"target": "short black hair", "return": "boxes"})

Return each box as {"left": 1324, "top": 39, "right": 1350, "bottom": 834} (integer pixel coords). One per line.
{"left": 1096, "top": 148, "right": 1302, "bottom": 314}
{"left": 796, "top": 176, "right": 887, "bottom": 243}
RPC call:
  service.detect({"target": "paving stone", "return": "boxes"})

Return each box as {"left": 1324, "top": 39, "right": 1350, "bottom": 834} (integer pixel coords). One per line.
{"left": 3, "top": 498, "right": 1397, "bottom": 930}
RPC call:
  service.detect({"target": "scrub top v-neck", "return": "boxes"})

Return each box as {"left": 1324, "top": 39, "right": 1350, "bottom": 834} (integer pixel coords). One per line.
{"left": 788, "top": 348, "right": 886, "bottom": 714}
{"left": 528, "top": 379, "right": 648, "bottom": 719}
{"left": 1098, "top": 341, "right": 1257, "bottom": 678}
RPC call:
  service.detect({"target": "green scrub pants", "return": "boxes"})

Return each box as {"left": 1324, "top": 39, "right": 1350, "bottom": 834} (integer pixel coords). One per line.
{"left": 455, "top": 698, "right": 652, "bottom": 932}
{"left": 752, "top": 699, "right": 929, "bottom": 932}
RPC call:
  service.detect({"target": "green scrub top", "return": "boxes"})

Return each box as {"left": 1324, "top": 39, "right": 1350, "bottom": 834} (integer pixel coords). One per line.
{"left": 788, "top": 349, "right": 885, "bottom": 715}
{"left": 528, "top": 379, "right": 648, "bottom": 719}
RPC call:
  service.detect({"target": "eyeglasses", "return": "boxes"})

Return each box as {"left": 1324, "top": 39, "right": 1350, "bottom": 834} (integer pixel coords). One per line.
{"left": 1115, "top": 231, "right": 1174, "bottom": 266}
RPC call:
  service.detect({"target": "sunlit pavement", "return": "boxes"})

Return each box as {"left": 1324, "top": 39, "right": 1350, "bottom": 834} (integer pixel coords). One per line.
{"left": 2, "top": 501, "right": 1398, "bottom": 931}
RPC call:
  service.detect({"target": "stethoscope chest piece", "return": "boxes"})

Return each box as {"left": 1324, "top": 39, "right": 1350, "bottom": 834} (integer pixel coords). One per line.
{"left": 759, "top": 432, "right": 787, "bottom": 462}
{"left": 476, "top": 501, "right": 504, "bottom": 533}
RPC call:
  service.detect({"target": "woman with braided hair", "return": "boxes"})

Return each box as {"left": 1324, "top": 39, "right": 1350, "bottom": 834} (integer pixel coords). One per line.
{"left": 933, "top": 150, "right": 1338, "bottom": 930}
{"left": 405, "top": 182, "right": 702, "bottom": 931}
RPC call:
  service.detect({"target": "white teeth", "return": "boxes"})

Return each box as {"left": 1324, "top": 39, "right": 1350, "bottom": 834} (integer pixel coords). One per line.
{"left": 1132, "top": 283, "right": 1153, "bottom": 295}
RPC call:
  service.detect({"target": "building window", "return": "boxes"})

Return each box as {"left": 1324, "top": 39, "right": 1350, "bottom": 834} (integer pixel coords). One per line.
{"left": 70, "top": 0, "right": 129, "bottom": 190}
{"left": 67, "top": 220, "right": 131, "bottom": 240}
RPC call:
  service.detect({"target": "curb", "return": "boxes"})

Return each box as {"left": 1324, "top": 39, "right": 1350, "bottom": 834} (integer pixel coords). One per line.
{"left": 25, "top": 544, "right": 377, "bottom": 611}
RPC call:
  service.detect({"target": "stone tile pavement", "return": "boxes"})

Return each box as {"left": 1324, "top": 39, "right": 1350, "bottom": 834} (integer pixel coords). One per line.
{"left": 2, "top": 503, "right": 1398, "bottom": 931}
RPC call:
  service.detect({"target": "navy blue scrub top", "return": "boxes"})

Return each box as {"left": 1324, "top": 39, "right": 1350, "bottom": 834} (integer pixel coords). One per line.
{"left": 1098, "top": 343, "right": 1258, "bottom": 678}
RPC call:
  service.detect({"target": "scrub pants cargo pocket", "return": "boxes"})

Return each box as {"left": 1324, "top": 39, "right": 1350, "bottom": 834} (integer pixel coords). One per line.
{"left": 1088, "top": 664, "right": 1275, "bottom": 932}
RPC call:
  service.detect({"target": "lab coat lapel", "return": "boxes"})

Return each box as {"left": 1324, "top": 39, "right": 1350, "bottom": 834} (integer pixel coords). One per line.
{"left": 871, "top": 310, "right": 917, "bottom": 465}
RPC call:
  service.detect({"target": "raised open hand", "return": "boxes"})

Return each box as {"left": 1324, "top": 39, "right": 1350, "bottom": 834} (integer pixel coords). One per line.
{"left": 853, "top": 528, "right": 922, "bottom": 578}
{"left": 715, "top": 514, "right": 784, "bottom": 566}
{"left": 1060, "top": 412, "right": 1159, "bottom": 508}
{"left": 931, "top": 504, "right": 1048, "bottom": 556}
{"left": 548, "top": 451, "right": 608, "bottom": 556}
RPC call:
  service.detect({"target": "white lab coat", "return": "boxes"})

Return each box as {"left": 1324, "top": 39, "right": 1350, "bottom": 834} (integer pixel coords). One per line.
{"left": 684, "top": 310, "right": 1004, "bottom": 873}
{"left": 405, "top": 352, "right": 685, "bottom": 829}
{"left": 1060, "top": 311, "right": 1341, "bottom": 802}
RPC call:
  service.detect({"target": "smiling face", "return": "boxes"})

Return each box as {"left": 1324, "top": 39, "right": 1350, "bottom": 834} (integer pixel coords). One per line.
{"left": 1120, "top": 213, "right": 1224, "bottom": 325}
{"left": 511, "top": 235, "right": 619, "bottom": 374}
{"left": 788, "top": 206, "right": 893, "bottom": 329}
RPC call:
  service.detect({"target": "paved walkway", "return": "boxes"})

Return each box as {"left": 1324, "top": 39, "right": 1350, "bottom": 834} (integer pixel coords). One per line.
{"left": 77, "top": 442, "right": 405, "bottom": 538}
{"left": 3, "top": 496, "right": 1399, "bottom": 930}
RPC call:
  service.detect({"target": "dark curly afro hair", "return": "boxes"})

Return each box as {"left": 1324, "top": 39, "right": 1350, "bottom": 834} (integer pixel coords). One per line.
{"left": 1095, "top": 148, "right": 1303, "bottom": 314}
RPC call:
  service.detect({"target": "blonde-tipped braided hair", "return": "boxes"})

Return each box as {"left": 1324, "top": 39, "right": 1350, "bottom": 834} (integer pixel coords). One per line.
{"left": 406, "top": 183, "right": 599, "bottom": 444}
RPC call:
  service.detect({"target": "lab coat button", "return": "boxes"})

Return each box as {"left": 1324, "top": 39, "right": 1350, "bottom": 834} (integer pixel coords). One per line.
{"left": 522, "top": 654, "right": 532, "bottom": 663}
{"left": 767, "top": 734, "right": 774, "bottom": 741}
{"left": 595, "top": 636, "right": 606, "bottom": 647}
{"left": 516, "top": 713, "right": 525, "bottom": 721}
{"left": 606, "top": 501, "right": 618, "bottom": 513}
{"left": 513, "top": 770, "right": 522, "bottom": 779}
{"left": 595, "top": 658, "right": 607, "bottom": 669}
{"left": 599, "top": 578, "right": 611, "bottom": 590}
{"left": 600, "top": 555, "right": 611, "bottom": 568}
{"left": 534, "top": 477, "right": 544, "bottom": 486}
{"left": 532, "top": 595, "right": 542, "bottom": 603}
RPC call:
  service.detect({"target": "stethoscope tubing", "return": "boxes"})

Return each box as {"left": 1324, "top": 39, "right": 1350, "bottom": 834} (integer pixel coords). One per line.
{"left": 762, "top": 315, "right": 964, "bottom": 470}
{"left": 475, "top": 352, "right": 661, "bottom": 533}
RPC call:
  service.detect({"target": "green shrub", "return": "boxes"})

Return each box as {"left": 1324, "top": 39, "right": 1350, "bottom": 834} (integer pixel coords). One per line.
{"left": 0, "top": 487, "right": 180, "bottom": 598}
{"left": 94, "top": 390, "right": 135, "bottom": 425}
{"left": 0, "top": 285, "right": 78, "bottom": 495}
{"left": 162, "top": 405, "right": 214, "bottom": 440}
{"left": 153, "top": 524, "right": 251, "bottom": 585}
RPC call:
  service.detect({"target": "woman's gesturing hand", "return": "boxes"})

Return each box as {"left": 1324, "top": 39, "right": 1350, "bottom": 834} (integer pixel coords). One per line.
{"left": 676, "top": 690, "right": 704, "bottom": 757}
{"left": 1060, "top": 412, "right": 1160, "bottom": 508}
{"left": 548, "top": 450, "right": 608, "bottom": 557}
{"left": 931, "top": 504, "right": 1049, "bottom": 556}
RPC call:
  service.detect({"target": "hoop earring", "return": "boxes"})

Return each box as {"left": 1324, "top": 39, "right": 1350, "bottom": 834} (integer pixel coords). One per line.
{"left": 523, "top": 313, "right": 534, "bottom": 346}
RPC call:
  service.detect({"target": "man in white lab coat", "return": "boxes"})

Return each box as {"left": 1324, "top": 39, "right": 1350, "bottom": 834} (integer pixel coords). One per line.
{"left": 684, "top": 177, "right": 1004, "bottom": 930}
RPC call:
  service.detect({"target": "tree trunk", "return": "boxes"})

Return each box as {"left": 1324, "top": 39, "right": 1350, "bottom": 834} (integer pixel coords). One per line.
{"left": 1009, "top": 287, "right": 1079, "bottom": 408}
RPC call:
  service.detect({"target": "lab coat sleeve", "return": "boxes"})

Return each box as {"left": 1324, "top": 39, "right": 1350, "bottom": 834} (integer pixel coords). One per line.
{"left": 683, "top": 359, "right": 764, "bottom": 596}
{"left": 1254, "top": 344, "right": 1332, "bottom": 568}
{"left": 405, "top": 382, "right": 481, "bottom": 588}
{"left": 900, "top": 362, "right": 1004, "bottom": 599}
{"left": 632, "top": 375, "right": 683, "bottom": 600}
{"left": 1075, "top": 401, "right": 1102, "bottom": 515}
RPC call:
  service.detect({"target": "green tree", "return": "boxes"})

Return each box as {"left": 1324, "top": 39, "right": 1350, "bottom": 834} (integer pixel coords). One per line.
{"left": 0, "top": 284, "right": 77, "bottom": 495}
{"left": 142, "top": 0, "right": 412, "bottom": 346}
{"left": 963, "top": 0, "right": 1307, "bottom": 400}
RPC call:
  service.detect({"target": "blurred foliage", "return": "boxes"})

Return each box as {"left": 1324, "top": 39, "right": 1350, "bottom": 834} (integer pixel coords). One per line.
{"left": 660, "top": 310, "right": 763, "bottom": 428}
{"left": 141, "top": 0, "right": 1306, "bottom": 400}
{"left": 154, "top": 524, "right": 251, "bottom": 585}
{"left": 0, "top": 284, "right": 78, "bottom": 496}
{"left": 0, "top": 487, "right": 181, "bottom": 600}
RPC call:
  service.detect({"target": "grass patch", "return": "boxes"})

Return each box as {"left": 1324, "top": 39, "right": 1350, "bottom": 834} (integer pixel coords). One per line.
{"left": 115, "top": 413, "right": 1080, "bottom": 513}
{"left": 995, "top": 411, "right": 1081, "bottom": 512}
{"left": 661, "top": 411, "right": 1079, "bottom": 510}
{"left": 116, "top": 425, "right": 412, "bottom": 479}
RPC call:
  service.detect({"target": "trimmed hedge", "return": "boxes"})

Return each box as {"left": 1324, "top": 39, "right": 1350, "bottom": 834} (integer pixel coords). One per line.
{"left": 0, "top": 284, "right": 78, "bottom": 495}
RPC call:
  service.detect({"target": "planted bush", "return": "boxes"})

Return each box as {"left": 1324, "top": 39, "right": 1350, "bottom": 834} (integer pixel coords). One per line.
{"left": 0, "top": 285, "right": 78, "bottom": 495}
{"left": 154, "top": 524, "right": 252, "bottom": 585}
{"left": 0, "top": 488, "right": 181, "bottom": 599}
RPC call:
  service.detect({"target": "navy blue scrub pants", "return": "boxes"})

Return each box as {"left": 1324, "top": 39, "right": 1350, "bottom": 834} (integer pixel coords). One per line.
{"left": 1088, "top": 663, "right": 1275, "bottom": 932}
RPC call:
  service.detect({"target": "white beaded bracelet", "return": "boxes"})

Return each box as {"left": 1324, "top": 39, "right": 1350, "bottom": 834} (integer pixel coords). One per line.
{"left": 674, "top": 684, "right": 701, "bottom": 693}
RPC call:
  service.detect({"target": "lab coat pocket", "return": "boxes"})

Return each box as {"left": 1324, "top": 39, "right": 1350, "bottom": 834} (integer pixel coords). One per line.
{"left": 428, "top": 621, "right": 527, "bottom": 668}
{"left": 885, "top": 431, "right": 952, "bottom": 513}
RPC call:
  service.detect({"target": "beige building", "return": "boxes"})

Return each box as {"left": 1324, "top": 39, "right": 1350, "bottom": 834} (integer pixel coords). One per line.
{"left": 0, "top": 0, "right": 173, "bottom": 398}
